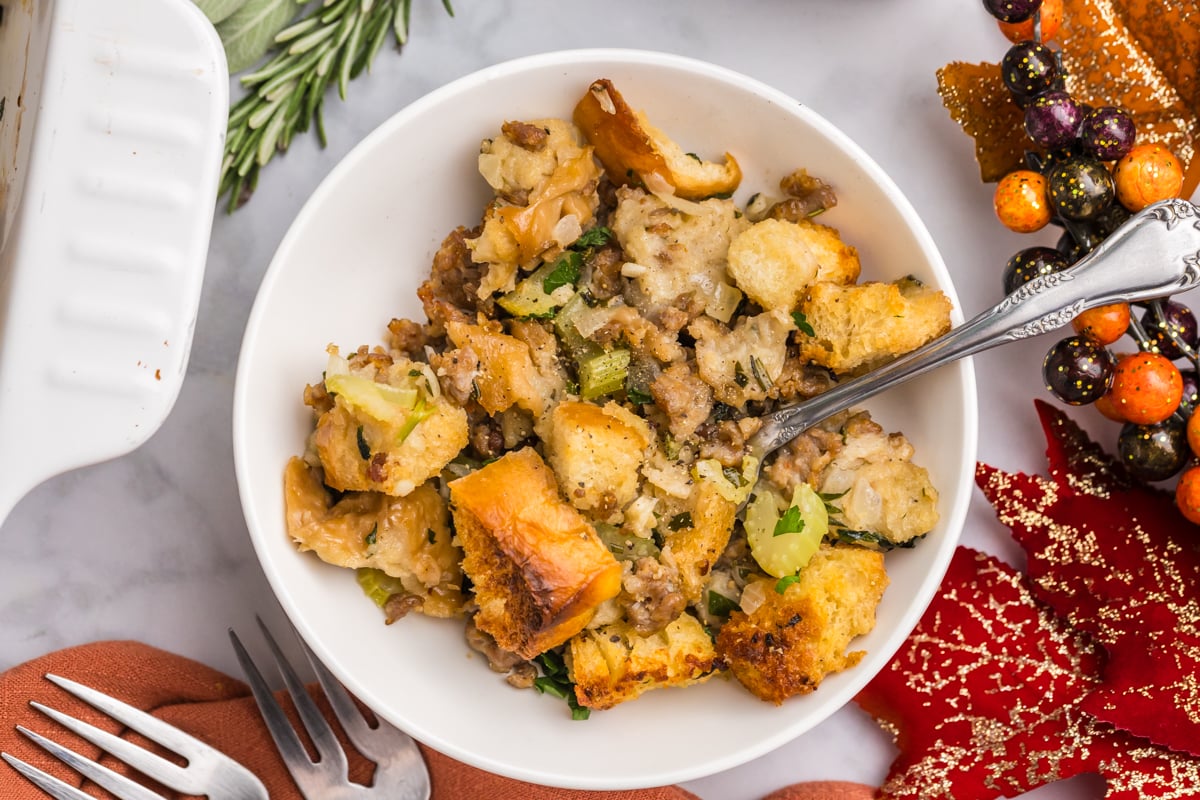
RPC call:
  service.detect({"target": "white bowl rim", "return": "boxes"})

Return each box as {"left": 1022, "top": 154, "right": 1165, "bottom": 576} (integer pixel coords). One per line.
{"left": 233, "top": 47, "right": 979, "bottom": 789}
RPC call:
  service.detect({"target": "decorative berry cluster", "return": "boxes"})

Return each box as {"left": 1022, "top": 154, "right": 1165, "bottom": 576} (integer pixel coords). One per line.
{"left": 980, "top": 0, "right": 1200, "bottom": 520}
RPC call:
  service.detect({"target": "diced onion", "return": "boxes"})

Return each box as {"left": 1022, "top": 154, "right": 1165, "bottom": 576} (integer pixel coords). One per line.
{"left": 419, "top": 363, "right": 441, "bottom": 401}
{"left": 478, "top": 152, "right": 504, "bottom": 191}
{"left": 643, "top": 461, "right": 693, "bottom": 499}
{"left": 572, "top": 302, "right": 622, "bottom": 338}
{"left": 325, "top": 347, "right": 350, "bottom": 378}
{"left": 620, "top": 261, "right": 650, "bottom": 278}
{"left": 551, "top": 213, "right": 583, "bottom": 248}
{"left": 706, "top": 281, "right": 743, "bottom": 323}
{"left": 623, "top": 495, "right": 658, "bottom": 538}
{"left": 643, "top": 171, "right": 712, "bottom": 216}
{"left": 739, "top": 580, "right": 768, "bottom": 615}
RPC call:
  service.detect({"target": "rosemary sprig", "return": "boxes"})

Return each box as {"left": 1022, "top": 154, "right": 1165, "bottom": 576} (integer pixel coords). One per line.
{"left": 220, "top": 0, "right": 454, "bottom": 211}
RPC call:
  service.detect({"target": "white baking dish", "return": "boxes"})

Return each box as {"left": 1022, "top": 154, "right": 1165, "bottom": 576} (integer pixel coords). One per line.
{"left": 0, "top": 0, "right": 228, "bottom": 524}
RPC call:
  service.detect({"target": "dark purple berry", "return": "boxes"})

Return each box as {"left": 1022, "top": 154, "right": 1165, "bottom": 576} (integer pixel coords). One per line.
{"left": 1180, "top": 369, "right": 1199, "bottom": 417}
{"left": 1079, "top": 106, "right": 1136, "bottom": 161}
{"left": 983, "top": 0, "right": 1042, "bottom": 22}
{"left": 1003, "top": 246, "right": 1070, "bottom": 294}
{"left": 1046, "top": 157, "right": 1114, "bottom": 221}
{"left": 1025, "top": 91, "right": 1084, "bottom": 149}
{"left": 1141, "top": 300, "right": 1199, "bottom": 360}
{"left": 1056, "top": 226, "right": 1104, "bottom": 264}
{"left": 1118, "top": 417, "right": 1189, "bottom": 482}
{"left": 1043, "top": 335, "right": 1115, "bottom": 405}
{"left": 1094, "top": 202, "right": 1131, "bottom": 237}
{"left": 1002, "top": 41, "right": 1060, "bottom": 99}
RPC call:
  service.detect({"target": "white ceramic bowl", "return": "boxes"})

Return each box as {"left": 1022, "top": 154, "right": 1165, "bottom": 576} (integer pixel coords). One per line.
{"left": 234, "top": 49, "right": 977, "bottom": 789}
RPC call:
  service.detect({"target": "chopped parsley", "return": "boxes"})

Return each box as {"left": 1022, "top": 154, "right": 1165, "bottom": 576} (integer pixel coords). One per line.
{"left": 830, "top": 527, "right": 921, "bottom": 551}
{"left": 365, "top": 524, "right": 377, "bottom": 546}
{"left": 791, "top": 311, "right": 816, "bottom": 336}
{"left": 733, "top": 362, "right": 750, "bottom": 388}
{"left": 356, "top": 426, "right": 370, "bottom": 460}
{"left": 572, "top": 226, "right": 613, "bottom": 250}
{"left": 626, "top": 385, "right": 653, "bottom": 405}
{"left": 426, "top": 528, "right": 437, "bottom": 545}
{"left": 775, "top": 573, "right": 802, "bottom": 594}
{"left": 707, "top": 590, "right": 741, "bottom": 617}
{"left": 542, "top": 251, "right": 583, "bottom": 294}
{"left": 773, "top": 505, "right": 804, "bottom": 537}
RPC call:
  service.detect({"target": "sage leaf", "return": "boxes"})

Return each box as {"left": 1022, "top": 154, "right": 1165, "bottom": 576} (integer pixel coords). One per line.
{"left": 192, "top": 0, "right": 251, "bottom": 25}
{"left": 216, "top": 0, "right": 300, "bottom": 73}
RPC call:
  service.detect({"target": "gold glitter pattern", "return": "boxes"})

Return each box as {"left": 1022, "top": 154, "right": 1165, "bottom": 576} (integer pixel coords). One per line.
{"left": 977, "top": 401, "right": 1200, "bottom": 756}
{"left": 856, "top": 548, "right": 1200, "bottom": 800}
{"left": 938, "top": 0, "right": 1200, "bottom": 192}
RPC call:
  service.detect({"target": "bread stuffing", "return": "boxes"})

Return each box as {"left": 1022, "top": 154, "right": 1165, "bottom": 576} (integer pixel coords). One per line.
{"left": 285, "top": 78, "right": 951, "bottom": 717}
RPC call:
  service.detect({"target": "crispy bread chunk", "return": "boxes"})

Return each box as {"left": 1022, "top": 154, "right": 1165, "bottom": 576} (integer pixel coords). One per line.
{"left": 660, "top": 480, "right": 739, "bottom": 605}
{"left": 796, "top": 278, "right": 952, "bottom": 375}
{"left": 449, "top": 448, "right": 622, "bottom": 659}
{"left": 567, "top": 612, "right": 717, "bottom": 710}
{"left": 726, "top": 218, "right": 860, "bottom": 312}
{"left": 284, "top": 458, "right": 465, "bottom": 617}
{"left": 541, "top": 400, "right": 653, "bottom": 513}
{"left": 573, "top": 79, "right": 741, "bottom": 200}
{"left": 445, "top": 320, "right": 564, "bottom": 418}
{"left": 313, "top": 354, "right": 468, "bottom": 497}
{"left": 716, "top": 545, "right": 888, "bottom": 704}
{"left": 690, "top": 310, "right": 795, "bottom": 406}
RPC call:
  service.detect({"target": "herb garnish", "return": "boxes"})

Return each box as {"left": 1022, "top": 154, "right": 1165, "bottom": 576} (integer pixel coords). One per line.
{"left": 356, "top": 425, "right": 370, "bottom": 460}
{"left": 733, "top": 362, "right": 750, "bottom": 388}
{"left": 572, "top": 226, "right": 613, "bottom": 250}
{"left": 365, "top": 524, "right": 377, "bottom": 546}
{"left": 542, "top": 251, "right": 583, "bottom": 294}
{"left": 791, "top": 311, "right": 816, "bottom": 336}
{"left": 773, "top": 505, "right": 804, "bottom": 537}
{"left": 534, "top": 651, "right": 590, "bottom": 720}
{"left": 707, "top": 590, "right": 741, "bottom": 617}
{"left": 749, "top": 355, "right": 772, "bottom": 390}
{"left": 426, "top": 528, "right": 437, "bottom": 544}
{"left": 215, "top": 0, "right": 455, "bottom": 211}
{"left": 775, "top": 573, "right": 802, "bottom": 594}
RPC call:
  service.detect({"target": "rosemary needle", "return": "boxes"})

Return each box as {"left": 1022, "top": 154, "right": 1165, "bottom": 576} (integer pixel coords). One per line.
{"left": 220, "top": 0, "right": 454, "bottom": 212}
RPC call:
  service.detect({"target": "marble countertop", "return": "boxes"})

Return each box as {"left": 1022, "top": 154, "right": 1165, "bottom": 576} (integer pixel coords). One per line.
{"left": 3, "top": 0, "right": 1162, "bottom": 796}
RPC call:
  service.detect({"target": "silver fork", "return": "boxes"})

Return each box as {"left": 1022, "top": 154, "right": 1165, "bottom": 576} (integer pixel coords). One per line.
{"left": 1, "top": 673, "right": 268, "bottom": 800}
{"left": 229, "top": 618, "right": 431, "bottom": 800}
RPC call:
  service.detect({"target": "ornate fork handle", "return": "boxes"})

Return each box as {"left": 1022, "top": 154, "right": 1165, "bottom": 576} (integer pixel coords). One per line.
{"left": 749, "top": 198, "right": 1200, "bottom": 458}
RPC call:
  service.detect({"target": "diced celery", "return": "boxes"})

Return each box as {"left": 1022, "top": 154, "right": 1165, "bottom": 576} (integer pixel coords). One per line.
{"left": 744, "top": 483, "right": 827, "bottom": 578}
{"left": 497, "top": 260, "right": 576, "bottom": 318}
{"left": 554, "top": 293, "right": 603, "bottom": 364}
{"left": 325, "top": 373, "right": 419, "bottom": 422}
{"left": 356, "top": 567, "right": 407, "bottom": 608}
{"left": 579, "top": 348, "right": 631, "bottom": 400}
{"left": 595, "top": 522, "right": 660, "bottom": 561}
{"left": 692, "top": 456, "right": 758, "bottom": 505}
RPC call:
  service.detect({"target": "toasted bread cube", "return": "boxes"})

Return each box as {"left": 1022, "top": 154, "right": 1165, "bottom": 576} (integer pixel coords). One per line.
{"left": 445, "top": 320, "right": 564, "bottom": 418}
{"left": 541, "top": 400, "right": 653, "bottom": 513}
{"left": 716, "top": 546, "right": 888, "bottom": 704}
{"left": 284, "top": 458, "right": 466, "bottom": 617}
{"left": 314, "top": 356, "right": 468, "bottom": 497}
{"left": 567, "top": 612, "right": 717, "bottom": 709}
{"left": 574, "top": 79, "right": 741, "bottom": 200}
{"left": 797, "top": 278, "right": 952, "bottom": 374}
{"left": 726, "top": 219, "right": 860, "bottom": 312}
{"left": 449, "top": 448, "right": 622, "bottom": 659}
{"left": 660, "top": 480, "right": 739, "bottom": 604}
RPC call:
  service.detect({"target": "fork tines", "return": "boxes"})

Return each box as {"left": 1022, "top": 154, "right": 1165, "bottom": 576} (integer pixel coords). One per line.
{"left": 1, "top": 673, "right": 267, "bottom": 800}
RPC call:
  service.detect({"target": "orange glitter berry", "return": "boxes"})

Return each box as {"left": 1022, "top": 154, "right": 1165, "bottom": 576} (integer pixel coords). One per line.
{"left": 1094, "top": 391, "right": 1127, "bottom": 423}
{"left": 998, "top": 0, "right": 1063, "bottom": 42}
{"left": 1071, "top": 302, "right": 1130, "bottom": 346}
{"left": 994, "top": 170, "right": 1051, "bottom": 233}
{"left": 1188, "top": 409, "right": 1200, "bottom": 458}
{"left": 1174, "top": 464, "right": 1200, "bottom": 524}
{"left": 1109, "top": 351, "right": 1183, "bottom": 425}
{"left": 1113, "top": 144, "right": 1184, "bottom": 212}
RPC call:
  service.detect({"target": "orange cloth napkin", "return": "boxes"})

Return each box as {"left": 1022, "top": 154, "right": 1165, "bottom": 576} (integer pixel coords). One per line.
{"left": 0, "top": 642, "right": 876, "bottom": 800}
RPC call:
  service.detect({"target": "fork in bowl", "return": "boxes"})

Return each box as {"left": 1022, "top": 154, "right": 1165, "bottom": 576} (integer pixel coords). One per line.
{"left": 229, "top": 618, "right": 431, "bottom": 800}
{"left": 1, "top": 673, "right": 268, "bottom": 800}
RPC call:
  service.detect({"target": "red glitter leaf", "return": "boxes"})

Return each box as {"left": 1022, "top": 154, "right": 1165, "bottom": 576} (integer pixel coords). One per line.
{"left": 977, "top": 400, "right": 1200, "bottom": 756}
{"left": 854, "top": 547, "right": 1200, "bottom": 799}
